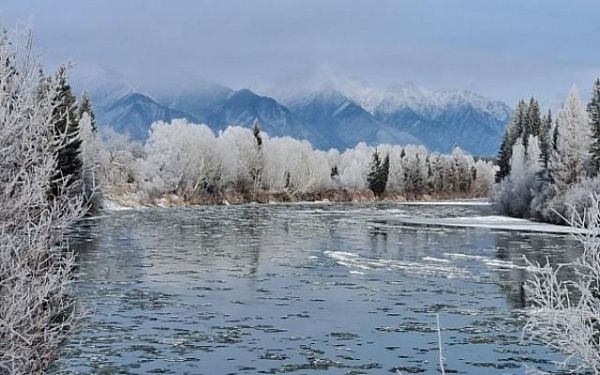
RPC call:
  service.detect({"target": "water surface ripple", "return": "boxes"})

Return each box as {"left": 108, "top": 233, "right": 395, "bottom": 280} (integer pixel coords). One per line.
{"left": 56, "top": 203, "right": 579, "bottom": 374}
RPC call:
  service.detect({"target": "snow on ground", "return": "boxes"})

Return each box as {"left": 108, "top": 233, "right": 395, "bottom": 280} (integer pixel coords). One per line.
{"left": 102, "top": 199, "right": 135, "bottom": 211}
{"left": 391, "top": 215, "right": 583, "bottom": 234}
{"left": 395, "top": 200, "right": 490, "bottom": 206}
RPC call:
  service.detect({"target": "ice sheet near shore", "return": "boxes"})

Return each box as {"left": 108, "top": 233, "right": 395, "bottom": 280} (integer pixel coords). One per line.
{"left": 395, "top": 199, "right": 490, "bottom": 206}
{"left": 391, "top": 215, "right": 583, "bottom": 235}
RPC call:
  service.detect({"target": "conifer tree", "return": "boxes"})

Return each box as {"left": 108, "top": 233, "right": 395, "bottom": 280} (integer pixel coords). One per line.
{"left": 77, "top": 91, "right": 96, "bottom": 132}
{"left": 538, "top": 110, "right": 553, "bottom": 170}
{"left": 367, "top": 150, "right": 390, "bottom": 198}
{"left": 588, "top": 78, "right": 600, "bottom": 176}
{"left": 496, "top": 100, "right": 527, "bottom": 182}
{"left": 51, "top": 66, "right": 82, "bottom": 196}
{"left": 496, "top": 130, "right": 512, "bottom": 183}
{"left": 526, "top": 97, "right": 542, "bottom": 138}
{"left": 549, "top": 86, "right": 591, "bottom": 191}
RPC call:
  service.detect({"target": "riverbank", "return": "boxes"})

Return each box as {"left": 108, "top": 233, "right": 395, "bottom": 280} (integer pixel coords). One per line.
{"left": 103, "top": 184, "right": 489, "bottom": 209}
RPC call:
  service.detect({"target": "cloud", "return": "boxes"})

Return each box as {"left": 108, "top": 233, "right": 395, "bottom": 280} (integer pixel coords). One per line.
{"left": 1, "top": 0, "right": 599, "bottom": 103}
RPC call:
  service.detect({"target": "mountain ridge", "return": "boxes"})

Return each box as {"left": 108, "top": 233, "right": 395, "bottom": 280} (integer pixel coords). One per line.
{"left": 73, "top": 69, "right": 510, "bottom": 155}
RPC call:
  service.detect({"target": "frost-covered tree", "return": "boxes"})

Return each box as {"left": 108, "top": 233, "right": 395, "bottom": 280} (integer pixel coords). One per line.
{"left": 0, "top": 29, "right": 86, "bottom": 373}
{"left": 77, "top": 91, "right": 96, "bottom": 132}
{"left": 492, "top": 136, "right": 541, "bottom": 217}
{"left": 217, "top": 126, "right": 261, "bottom": 191}
{"left": 550, "top": 86, "right": 591, "bottom": 192}
{"left": 141, "top": 120, "right": 221, "bottom": 199}
{"left": 79, "top": 112, "right": 104, "bottom": 211}
{"left": 101, "top": 128, "right": 143, "bottom": 186}
{"left": 588, "top": 79, "right": 600, "bottom": 176}
{"left": 337, "top": 142, "right": 372, "bottom": 190}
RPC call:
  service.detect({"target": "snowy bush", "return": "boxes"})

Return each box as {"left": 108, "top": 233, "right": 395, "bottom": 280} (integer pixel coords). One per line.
{"left": 540, "top": 177, "right": 600, "bottom": 224}
{"left": 524, "top": 194, "right": 600, "bottom": 373}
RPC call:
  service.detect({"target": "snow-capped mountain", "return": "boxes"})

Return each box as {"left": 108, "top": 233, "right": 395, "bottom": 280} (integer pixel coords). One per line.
{"left": 73, "top": 66, "right": 511, "bottom": 155}
{"left": 285, "top": 86, "right": 420, "bottom": 149}
{"left": 98, "top": 93, "right": 198, "bottom": 141}
{"left": 306, "top": 80, "right": 511, "bottom": 155}
{"left": 205, "top": 89, "right": 320, "bottom": 143}
{"left": 155, "top": 83, "right": 232, "bottom": 123}
{"left": 72, "top": 66, "right": 198, "bottom": 141}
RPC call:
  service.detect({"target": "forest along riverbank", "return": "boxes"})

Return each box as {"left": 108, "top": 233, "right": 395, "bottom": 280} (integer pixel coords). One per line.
{"left": 56, "top": 202, "right": 575, "bottom": 374}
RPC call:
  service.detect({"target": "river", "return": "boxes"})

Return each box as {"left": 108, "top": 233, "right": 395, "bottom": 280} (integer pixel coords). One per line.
{"left": 55, "top": 202, "right": 580, "bottom": 374}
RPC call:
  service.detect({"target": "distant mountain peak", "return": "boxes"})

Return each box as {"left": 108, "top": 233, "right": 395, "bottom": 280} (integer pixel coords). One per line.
{"left": 77, "top": 67, "right": 510, "bottom": 155}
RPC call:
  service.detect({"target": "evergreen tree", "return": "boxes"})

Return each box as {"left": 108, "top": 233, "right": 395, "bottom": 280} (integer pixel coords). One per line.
{"left": 77, "top": 91, "right": 96, "bottom": 132}
{"left": 496, "top": 100, "right": 527, "bottom": 182}
{"left": 538, "top": 110, "right": 552, "bottom": 170}
{"left": 588, "top": 78, "right": 600, "bottom": 176}
{"left": 367, "top": 150, "right": 390, "bottom": 198}
{"left": 496, "top": 130, "right": 512, "bottom": 182}
{"left": 526, "top": 97, "right": 543, "bottom": 138}
{"left": 51, "top": 66, "right": 82, "bottom": 196}
{"left": 549, "top": 86, "right": 591, "bottom": 191}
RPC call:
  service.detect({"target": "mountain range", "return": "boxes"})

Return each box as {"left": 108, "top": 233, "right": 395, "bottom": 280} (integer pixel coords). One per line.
{"left": 73, "top": 69, "right": 511, "bottom": 155}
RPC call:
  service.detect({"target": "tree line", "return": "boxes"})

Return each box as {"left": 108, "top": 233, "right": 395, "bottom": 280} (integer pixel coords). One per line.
{"left": 91, "top": 118, "right": 495, "bottom": 205}
{"left": 492, "top": 79, "right": 600, "bottom": 223}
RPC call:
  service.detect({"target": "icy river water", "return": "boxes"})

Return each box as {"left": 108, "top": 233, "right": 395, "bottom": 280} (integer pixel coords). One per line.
{"left": 56, "top": 202, "right": 581, "bottom": 374}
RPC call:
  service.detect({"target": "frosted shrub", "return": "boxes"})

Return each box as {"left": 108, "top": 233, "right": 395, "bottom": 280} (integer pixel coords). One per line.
{"left": 541, "top": 177, "right": 600, "bottom": 224}
{"left": 524, "top": 194, "right": 600, "bottom": 373}
{"left": 0, "top": 30, "right": 86, "bottom": 373}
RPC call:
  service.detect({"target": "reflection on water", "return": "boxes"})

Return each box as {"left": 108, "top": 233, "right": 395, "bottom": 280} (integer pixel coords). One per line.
{"left": 55, "top": 203, "right": 580, "bottom": 374}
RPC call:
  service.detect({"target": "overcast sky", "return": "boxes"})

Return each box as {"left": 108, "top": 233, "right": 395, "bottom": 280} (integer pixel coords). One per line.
{"left": 1, "top": 0, "right": 599, "bottom": 104}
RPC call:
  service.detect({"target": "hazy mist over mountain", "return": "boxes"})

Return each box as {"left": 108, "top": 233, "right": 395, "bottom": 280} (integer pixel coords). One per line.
{"left": 2, "top": 0, "right": 600, "bottom": 104}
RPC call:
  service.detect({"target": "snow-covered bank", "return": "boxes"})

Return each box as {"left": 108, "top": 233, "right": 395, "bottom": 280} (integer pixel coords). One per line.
{"left": 395, "top": 199, "right": 490, "bottom": 206}
{"left": 391, "top": 215, "right": 583, "bottom": 234}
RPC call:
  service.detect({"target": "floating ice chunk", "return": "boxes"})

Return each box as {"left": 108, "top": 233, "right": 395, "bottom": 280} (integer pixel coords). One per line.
{"left": 324, "top": 251, "right": 470, "bottom": 279}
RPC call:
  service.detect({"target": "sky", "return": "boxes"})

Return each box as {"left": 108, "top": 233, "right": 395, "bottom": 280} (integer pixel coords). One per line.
{"left": 1, "top": 0, "right": 599, "bottom": 104}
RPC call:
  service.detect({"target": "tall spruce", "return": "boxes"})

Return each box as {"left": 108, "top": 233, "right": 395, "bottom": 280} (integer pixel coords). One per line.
{"left": 496, "top": 100, "right": 527, "bottom": 182}
{"left": 527, "top": 97, "right": 542, "bottom": 138}
{"left": 588, "top": 78, "right": 600, "bottom": 176}
{"left": 539, "top": 110, "right": 552, "bottom": 170}
{"left": 77, "top": 91, "right": 96, "bottom": 132}
{"left": 51, "top": 66, "right": 82, "bottom": 195}
{"left": 367, "top": 150, "right": 390, "bottom": 198}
